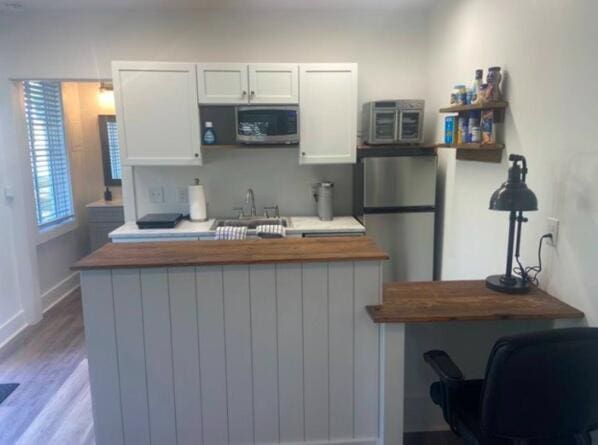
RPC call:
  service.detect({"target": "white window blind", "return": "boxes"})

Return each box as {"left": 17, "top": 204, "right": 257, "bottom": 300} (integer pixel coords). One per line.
{"left": 23, "top": 80, "right": 74, "bottom": 229}
{"left": 106, "top": 120, "right": 122, "bottom": 179}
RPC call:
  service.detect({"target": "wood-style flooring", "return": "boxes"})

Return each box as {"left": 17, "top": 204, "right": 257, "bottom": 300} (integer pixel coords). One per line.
{"left": 0, "top": 289, "right": 460, "bottom": 445}
{"left": 0, "top": 290, "right": 94, "bottom": 445}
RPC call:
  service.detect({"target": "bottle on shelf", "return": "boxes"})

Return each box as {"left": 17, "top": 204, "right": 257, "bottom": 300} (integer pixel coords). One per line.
{"left": 203, "top": 121, "right": 216, "bottom": 145}
{"left": 472, "top": 69, "right": 483, "bottom": 103}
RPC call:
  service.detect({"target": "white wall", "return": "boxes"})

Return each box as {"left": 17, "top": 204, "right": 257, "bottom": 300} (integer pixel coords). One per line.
{"left": 429, "top": 0, "right": 598, "bottom": 324}
{"left": 0, "top": 8, "right": 431, "bottom": 348}
{"left": 0, "top": 9, "right": 430, "bottom": 221}
{"left": 402, "top": 0, "right": 598, "bottom": 433}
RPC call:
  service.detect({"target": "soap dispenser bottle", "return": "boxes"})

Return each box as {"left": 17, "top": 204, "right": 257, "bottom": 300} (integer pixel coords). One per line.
{"left": 203, "top": 121, "right": 216, "bottom": 145}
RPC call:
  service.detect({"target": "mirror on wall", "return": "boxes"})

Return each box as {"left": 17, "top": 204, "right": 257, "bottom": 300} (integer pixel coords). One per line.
{"left": 98, "top": 115, "right": 121, "bottom": 186}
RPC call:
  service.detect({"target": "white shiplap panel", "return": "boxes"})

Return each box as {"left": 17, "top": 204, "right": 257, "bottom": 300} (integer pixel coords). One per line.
{"left": 328, "top": 262, "right": 355, "bottom": 439}
{"left": 354, "top": 261, "right": 381, "bottom": 439}
{"left": 222, "top": 265, "right": 254, "bottom": 444}
{"left": 79, "top": 270, "right": 124, "bottom": 445}
{"left": 112, "top": 269, "right": 151, "bottom": 445}
{"left": 276, "top": 263, "right": 305, "bottom": 442}
{"left": 169, "top": 267, "right": 202, "bottom": 445}
{"left": 196, "top": 266, "right": 228, "bottom": 445}
{"left": 140, "top": 268, "right": 177, "bottom": 444}
{"left": 302, "top": 262, "right": 329, "bottom": 441}
{"left": 250, "top": 264, "right": 279, "bottom": 444}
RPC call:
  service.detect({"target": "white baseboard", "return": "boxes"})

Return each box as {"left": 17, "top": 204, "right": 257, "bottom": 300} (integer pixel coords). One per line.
{"left": 41, "top": 271, "right": 80, "bottom": 313}
{"left": 0, "top": 310, "right": 27, "bottom": 351}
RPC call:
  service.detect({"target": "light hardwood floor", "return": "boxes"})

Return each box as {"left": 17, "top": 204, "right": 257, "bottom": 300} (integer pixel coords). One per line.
{"left": 0, "top": 289, "right": 460, "bottom": 445}
{"left": 0, "top": 290, "right": 94, "bottom": 445}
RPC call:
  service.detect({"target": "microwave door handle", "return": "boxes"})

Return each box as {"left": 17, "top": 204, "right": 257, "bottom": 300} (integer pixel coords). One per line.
{"left": 395, "top": 110, "right": 401, "bottom": 142}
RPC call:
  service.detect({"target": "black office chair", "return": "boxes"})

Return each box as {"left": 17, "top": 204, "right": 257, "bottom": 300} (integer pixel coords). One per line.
{"left": 424, "top": 328, "right": 598, "bottom": 444}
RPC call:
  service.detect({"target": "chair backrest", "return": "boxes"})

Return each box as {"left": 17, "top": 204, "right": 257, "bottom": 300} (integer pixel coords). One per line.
{"left": 480, "top": 327, "right": 598, "bottom": 440}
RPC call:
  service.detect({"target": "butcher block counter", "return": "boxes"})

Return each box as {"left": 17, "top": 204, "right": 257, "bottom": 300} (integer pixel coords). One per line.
{"left": 73, "top": 236, "right": 388, "bottom": 270}
{"left": 75, "top": 237, "right": 388, "bottom": 445}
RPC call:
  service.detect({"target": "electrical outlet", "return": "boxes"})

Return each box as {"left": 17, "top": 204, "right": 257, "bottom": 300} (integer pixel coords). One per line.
{"left": 177, "top": 187, "right": 189, "bottom": 204}
{"left": 149, "top": 187, "right": 164, "bottom": 204}
{"left": 547, "top": 217, "right": 559, "bottom": 246}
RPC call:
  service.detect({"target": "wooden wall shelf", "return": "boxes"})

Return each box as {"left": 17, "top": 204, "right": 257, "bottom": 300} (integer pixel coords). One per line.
{"left": 437, "top": 143, "right": 504, "bottom": 150}
{"left": 439, "top": 101, "right": 508, "bottom": 113}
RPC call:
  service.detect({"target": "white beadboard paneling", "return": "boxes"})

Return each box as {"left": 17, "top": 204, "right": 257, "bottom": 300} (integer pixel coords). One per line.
{"left": 196, "top": 266, "right": 229, "bottom": 445}
{"left": 222, "top": 265, "right": 255, "bottom": 444}
{"left": 82, "top": 261, "right": 383, "bottom": 445}
{"left": 169, "top": 267, "right": 202, "bottom": 445}
{"left": 79, "top": 270, "right": 124, "bottom": 445}
{"left": 354, "top": 261, "right": 381, "bottom": 439}
{"left": 140, "top": 268, "right": 177, "bottom": 444}
{"left": 111, "top": 269, "right": 151, "bottom": 445}
{"left": 303, "top": 262, "right": 330, "bottom": 441}
{"left": 276, "top": 263, "right": 305, "bottom": 442}
{"left": 328, "top": 262, "right": 356, "bottom": 439}
{"left": 250, "top": 264, "right": 280, "bottom": 444}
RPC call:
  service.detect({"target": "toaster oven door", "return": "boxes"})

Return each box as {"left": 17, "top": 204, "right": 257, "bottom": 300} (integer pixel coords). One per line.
{"left": 372, "top": 109, "right": 398, "bottom": 143}
{"left": 398, "top": 109, "right": 423, "bottom": 143}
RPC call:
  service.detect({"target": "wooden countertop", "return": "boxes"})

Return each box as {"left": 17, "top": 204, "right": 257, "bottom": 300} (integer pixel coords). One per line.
{"left": 73, "top": 236, "right": 389, "bottom": 270}
{"left": 366, "top": 280, "right": 584, "bottom": 323}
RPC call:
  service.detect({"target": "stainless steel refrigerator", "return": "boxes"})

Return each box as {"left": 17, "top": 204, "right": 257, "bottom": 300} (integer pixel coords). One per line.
{"left": 354, "top": 151, "right": 437, "bottom": 282}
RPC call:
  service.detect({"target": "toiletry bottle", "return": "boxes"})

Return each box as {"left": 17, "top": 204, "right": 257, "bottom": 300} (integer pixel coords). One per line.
{"left": 472, "top": 69, "right": 483, "bottom": 103}
{"left": 203, "top": 121, "right": 216, "bottom": 145}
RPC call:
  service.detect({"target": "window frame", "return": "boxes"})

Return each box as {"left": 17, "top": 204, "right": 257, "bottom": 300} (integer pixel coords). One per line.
{"left": 22, "top": 80, "right": 77, "bottom": 243}
{"left": 98, "top": 114, "right": 122, "bottom": 187}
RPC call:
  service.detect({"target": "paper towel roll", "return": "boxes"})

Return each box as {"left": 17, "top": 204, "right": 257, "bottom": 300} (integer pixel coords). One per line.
{"left": 189, "top": 182, "right": 207, "bottom": 221}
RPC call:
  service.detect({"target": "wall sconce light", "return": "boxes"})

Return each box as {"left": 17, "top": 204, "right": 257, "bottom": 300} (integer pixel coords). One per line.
{"left": 98, "top": 81, "right": 115, "bottom": 109}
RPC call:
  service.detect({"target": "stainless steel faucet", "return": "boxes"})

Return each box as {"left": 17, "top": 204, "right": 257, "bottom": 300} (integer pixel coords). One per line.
{"left": 245, "top": 188, "right": 257, "bottom": 217}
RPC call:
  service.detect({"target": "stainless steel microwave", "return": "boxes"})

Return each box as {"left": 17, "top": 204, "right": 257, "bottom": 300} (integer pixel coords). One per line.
{"left": 362, "top": 100, "right": 424, "bottom": 145}
{"left": 236, "top": 105, "right": 299, "bottom": 144}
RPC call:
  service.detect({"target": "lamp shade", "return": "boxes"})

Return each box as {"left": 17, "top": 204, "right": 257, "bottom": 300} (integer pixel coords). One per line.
{"left": 489, "top": 163, "right": 538, "bottom": 211}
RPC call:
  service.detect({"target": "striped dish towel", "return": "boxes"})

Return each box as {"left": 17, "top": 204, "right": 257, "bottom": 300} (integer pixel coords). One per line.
{"left": 256, "top": 224, "right": 286, "bottom": 239}
{"left": 215, "top": 226, "right": 248, "bottom": 240}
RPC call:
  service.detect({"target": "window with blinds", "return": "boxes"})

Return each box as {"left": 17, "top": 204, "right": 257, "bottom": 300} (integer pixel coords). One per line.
{"left": 23, "top": 80, "right": 74, "bottom": 229}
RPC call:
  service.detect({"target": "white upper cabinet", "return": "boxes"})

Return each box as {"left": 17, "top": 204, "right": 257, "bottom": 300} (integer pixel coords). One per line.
{"left": 299, "top": 63, "right": 358, "bottom": 164}
{"left": 197, "top": 63, "right": 299, "bottom": 104}
{"left": 248, "top": 64, "right": 299, "bottom": 104}
{"left": 113, "top": 61, "right": 202, "bottom": 166}
{"left": 196, "top": 63, "right": 249, "bottom": 104}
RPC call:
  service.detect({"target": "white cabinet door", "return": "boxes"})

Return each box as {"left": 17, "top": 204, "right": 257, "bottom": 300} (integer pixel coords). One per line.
{"left": 248, "top": 64, "right": 299, "bottom": 104}
{"left": 113, "top": 62, "right": 201, "bottom": 166}
{"left": 299, "top": 64, "right": 358, "bottom": 164}
{"left": 197, "top": 63, "right": 249, "bottom": 104}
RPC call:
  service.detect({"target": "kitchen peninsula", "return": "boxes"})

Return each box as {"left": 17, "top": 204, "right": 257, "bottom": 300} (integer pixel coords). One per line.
{"left": 73, "top": 237, "right": 388, "bottom": 445}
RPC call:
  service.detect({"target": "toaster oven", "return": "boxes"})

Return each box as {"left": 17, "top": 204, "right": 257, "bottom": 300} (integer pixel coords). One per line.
{"left": 362, "top": 100, "right": 424, "bottom": 145}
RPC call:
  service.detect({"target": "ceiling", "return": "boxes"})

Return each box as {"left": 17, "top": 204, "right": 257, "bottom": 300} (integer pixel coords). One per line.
{"left": 1, "top": 0, "right": 439, "bottom": 12}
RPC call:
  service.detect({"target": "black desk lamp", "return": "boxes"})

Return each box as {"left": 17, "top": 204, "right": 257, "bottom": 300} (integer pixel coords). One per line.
{"left": 486, "top": 154, "right": 538, "bottom": 294}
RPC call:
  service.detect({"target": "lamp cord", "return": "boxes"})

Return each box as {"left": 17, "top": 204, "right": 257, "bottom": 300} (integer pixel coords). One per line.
{"left": 513, "top": 233, "right": 553, "bottom": 287}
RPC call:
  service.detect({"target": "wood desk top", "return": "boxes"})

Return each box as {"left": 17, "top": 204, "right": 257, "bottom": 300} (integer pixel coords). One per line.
{"left": 366, "top": 280, "right": 584, "bottom": 323}
{"left": 73, "top": 236, "right": 389, "bottom": 270}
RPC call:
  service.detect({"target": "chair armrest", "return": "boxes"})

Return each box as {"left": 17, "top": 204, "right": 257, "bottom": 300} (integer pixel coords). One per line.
{"left": 424, "top": 350, "right": 464, "bottom": 385}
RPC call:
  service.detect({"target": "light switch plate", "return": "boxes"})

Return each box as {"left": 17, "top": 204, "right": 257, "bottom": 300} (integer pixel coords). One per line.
{"left": 149, "top": 187, "right": 164, "bottom": 204}
{"left": 547, "top": 217, "right": 559, "bottom": 246}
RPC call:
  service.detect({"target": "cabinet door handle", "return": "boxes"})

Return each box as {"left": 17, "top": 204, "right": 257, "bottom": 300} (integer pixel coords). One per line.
{"left": 301, "top": 152, "right": 306, "bottom": 156}
{"left": 250, "top": 90, "right": 255, "bottom": 96}
{"left": 194, "top": 153, "right": 199, "bottom": 158}
{"left": 242, "top": 90, "right": 247, "bottom": 96}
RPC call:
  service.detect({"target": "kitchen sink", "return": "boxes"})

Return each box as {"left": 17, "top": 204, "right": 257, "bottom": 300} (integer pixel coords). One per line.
{"left": 210, "top": 218, "right": 291, "bottom": 230}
